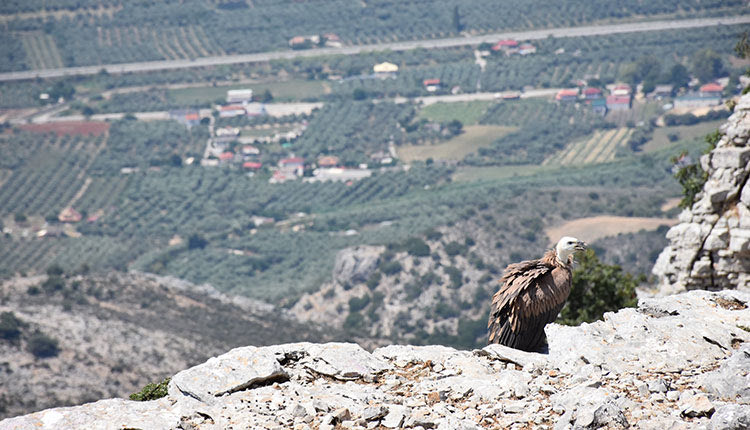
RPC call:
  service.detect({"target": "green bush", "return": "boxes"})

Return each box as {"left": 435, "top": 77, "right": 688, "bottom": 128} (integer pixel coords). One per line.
{"left": 27, "top": 332, "right": 60, "bottom": 358}
{"left": 444, "top": 241, "right": 465, "bottom": 256}
{"left": 348, "top": 294, "right": 371, "bottom": 312}
{"left": 0, "top": 312, "right": 23, "bottom": 340}
{"left": 403, "top": 237, "right": 430, "bottom": 257}
{"left": 130, "top": 378, "right": 170, "bottom": 401}
{"left": 557, "top": 249, "right": 639, "bottom": 326}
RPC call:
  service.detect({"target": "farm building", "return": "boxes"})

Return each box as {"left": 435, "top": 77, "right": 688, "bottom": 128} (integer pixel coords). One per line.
{"left": 582, "top": 87, "right": 602, "bottom": 99}
{"left": 226, "top": 89, "right": 253, "bottom": 104}
{"left": 170, "top": 109, "right": 201, "bottom": 128}
{"left": 555, "top": 89, "right": 579, "bottom": 102}
{"left": 699, "top": 83, "right": 723, "bottom": 98}
{"left": 318, "top": 155, "right": 340, "bottom": 167}
{"left": 673, "top": 94, "right": 721, "bottom": 108}
{"left": 59, "top": 207, "right": 82, "bottom": 223}
{"left": 243, "top": 161, "right": 263, "bottom": 170}
{"left": 606, "top": 95, "right": 631, "bottom": 111}
{"left": 611, "top": 84, "right": 632, "bottom": 96}
{"left": 219, "top": 105, "right": 247, "bottom": 118}
{"left": 423, "top": 79, "right": 441, "bottom": 92}
{"left": 518, "top": 44, "right": 536, "bottom": 55}
{"left": 651, "top": 85, "right": 674, "bottom": 98}
{"left": 590, "top": 98, "right": 607, "bottom": 116}
{"left": 492, "top": 39, "right": 518, "bottom": 53}
{"left": 373, "top": 62, "right": 398, "bottom": 74}
{"left": 307, "top": 167, "right": 372, "bottom": 183}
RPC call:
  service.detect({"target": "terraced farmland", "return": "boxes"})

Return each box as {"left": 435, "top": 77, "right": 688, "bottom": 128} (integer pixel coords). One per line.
{"left": 20, "top": 32, "right": 63, "bottom": 69}
{"left": 545, "top": 128, "right": 633, "bottom": 166}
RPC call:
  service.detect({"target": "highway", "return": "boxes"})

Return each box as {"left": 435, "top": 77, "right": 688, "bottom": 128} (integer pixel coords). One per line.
{"left": 1, "top": 15, "right": 748, "bottom": 82}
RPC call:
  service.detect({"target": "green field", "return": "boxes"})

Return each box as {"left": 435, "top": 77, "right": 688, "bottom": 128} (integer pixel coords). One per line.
{"left": 418, "top": 101, "right": 493, "bottom": 125}
{"left": 169, "top": 80, "right": 329, "bottom": 104}
{"left": 397, "top": 125, "right": 515, "bottom": 162}
{"left": 546, "top": 128, "right": 633, "bottom": 166}
{"left": 451, "top": 164, "right": 551, "bottom": 182}
{"left": 644, "top": 119, "right": 724, "bottom": 152}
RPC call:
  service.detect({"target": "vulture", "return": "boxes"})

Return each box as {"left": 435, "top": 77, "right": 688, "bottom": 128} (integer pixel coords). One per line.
{"left": 487, "top": 236, "right": 587, "bottom": 352}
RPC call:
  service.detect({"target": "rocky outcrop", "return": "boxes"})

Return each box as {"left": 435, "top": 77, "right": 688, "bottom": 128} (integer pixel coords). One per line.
{"left": 3, "top": 289, "right": 749, "bottom": 430}
{"left": 653, "top": 93, "right": 750, "bottom": 294}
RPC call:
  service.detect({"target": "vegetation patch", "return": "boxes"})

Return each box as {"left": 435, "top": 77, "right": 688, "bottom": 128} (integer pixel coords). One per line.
{"left": 397, "top": 125, "right": 515, "bottom": 162}
{"left": 417, "top": 101, "right": 492, "bottom": 125}
{"left": 130, "top": 378, "right": 171, "bottom": 401}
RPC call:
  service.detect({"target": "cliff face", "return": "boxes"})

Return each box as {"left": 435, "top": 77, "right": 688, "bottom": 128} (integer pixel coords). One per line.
{"left": 3, "top": 289, "right": 749, "bottom": 430}
{"left": 653, "top": 93, "right": 750, "bottom": 294}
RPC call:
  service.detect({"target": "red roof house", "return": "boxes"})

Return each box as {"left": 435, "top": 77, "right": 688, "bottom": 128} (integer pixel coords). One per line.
{"left": 243, "top": 161, "right": 263, "bottom": 169}
{"left": 555, "top": 89, "right": 579, "bottom": 101}
{"left": 699, "top": 83, "right": 723, "bottom": 97}
{"left": 492, "top": 39, "right": 518, "bottom": 51}
{"left": 606, "top": 95, "right": 631, "bottom": 111}
{"left": 59, "top": 207, "right": 82, "bottom": 223}
{"left": 219, "top": 152, "right": 235, "bottom": 161}
{"left": 582, "top": 87, "right": 602, "bottom": 99}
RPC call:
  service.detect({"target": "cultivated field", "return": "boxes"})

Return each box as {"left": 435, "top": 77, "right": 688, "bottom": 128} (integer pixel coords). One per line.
{"left": 545, "top": 127, "right": 633, "bottom": 166}
{"left": 545, "top": 215, "right": 678, "bottom": 244}
{"left": 418, "top": 101, "right": 492, "bottom": 125}
{"left": 20, "top": 33, "right": 63, "bottom": 69}
{"left": 169, "top": 80, "right": 328, "bottom": 104}
{"left": 643, "top": 119, "right": 724, "bottom": 152}
{"left": 396, "top": 125, "right": 515, "bottom": 162}
{"left": 20, "top": 121, "right": 110, "bottom": 137}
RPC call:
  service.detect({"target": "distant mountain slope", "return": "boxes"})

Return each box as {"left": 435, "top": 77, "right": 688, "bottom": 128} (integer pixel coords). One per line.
{"left": 0, "top": 271, "right": 336, "bottom": 419}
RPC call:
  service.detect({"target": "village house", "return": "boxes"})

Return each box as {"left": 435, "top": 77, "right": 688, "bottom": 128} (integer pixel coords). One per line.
{"left": 169, "top": 109, "right": 201, "bottom": 128}
{"left": 218, "top": 152, "right": 236, "bottom": 164}
{"left": 306, "top": 167, "right": 372, "bottom": 183}
{"left": 322, "top": 33, "right": 342, "bottom": 48}
{"left": 606, "top": 95, "right": 631, "bottom": 111}
{"left": 555, "top": 88, "right": 579, "bottom": 102}
{"left": 611, "top": 84, "right": 631, "bottom": 97}
{"left": 242, "top": 145, "right": 260, "bottom": 156}
{"left": 651, "top": 85, "right": 674, "bottom": 99}
{"left": 58, "top": 207, "right": 82, "bottom": 223}
{"left": 699, "top": 83, "right": 723, "bottom": 98}
{"left": 373, "top": 62, "right": 398, "bottom": 77}
{"left": 242, "top": 161, "right": 263, "bottom": 170}
{"left": 317, "top": 155, "right": 340, "bottom": 167}
{"left": 218, "top": 105, "right": 247, "bottom": 118}
{"left": 491, "top": 39, "right": 518, "bottom": 55}
{"left": 581, "top": 87, "right": 602, "bottom": 100}
{"left": 518, "top": 44, "right": 536, "bottom": 55}
{"left": 590, "top": 98, "right": 607, "bottom": 116}
{"left": 423, "top": 79, "right": 441, "bottom": 92}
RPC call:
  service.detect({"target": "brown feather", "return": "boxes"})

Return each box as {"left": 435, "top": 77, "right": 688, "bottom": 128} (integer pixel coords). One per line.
{"left": 487, "top": 249, "right": 573, "bottom": 351}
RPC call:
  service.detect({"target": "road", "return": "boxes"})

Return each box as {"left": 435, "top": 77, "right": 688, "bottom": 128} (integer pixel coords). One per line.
{"left": 0, "top": 15, "right": 748, "bottom": 82}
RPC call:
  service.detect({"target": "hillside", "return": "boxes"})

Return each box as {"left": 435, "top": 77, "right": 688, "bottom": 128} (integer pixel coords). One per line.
{"left": 2, "top": 289, "right": 748, "bottom": 429}
{"left": 0, "top": 271, "right": 335, "bottom": 419}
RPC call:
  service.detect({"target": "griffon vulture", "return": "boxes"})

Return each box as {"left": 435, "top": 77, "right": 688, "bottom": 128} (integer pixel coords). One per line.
{"left": 487, "top": 236, "right": 587, "bottom": 352}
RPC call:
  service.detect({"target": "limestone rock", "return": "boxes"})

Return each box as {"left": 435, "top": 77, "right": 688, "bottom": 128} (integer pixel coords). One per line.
{"left": 169, "top": 346, "right": 288, "bottom": 404}
{"left": 3, "top": 290, "right": 750, "bottom": 430}
{"left": 333, "top": 246, "right": 384, "bottom": 285}
{"left": 654, "top": 92, "right": 750, "bottom": 293}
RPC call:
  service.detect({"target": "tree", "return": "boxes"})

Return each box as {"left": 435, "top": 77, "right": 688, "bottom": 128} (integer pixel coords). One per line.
{"left": 691, "top": 49, "right": 726, "bottom": 83}
{"left": 352, "top": 88, "right": 367, "bottom": 100}
{"left": 557, "top": 249, "right": 639, "bottom": 326}
{"left": 187, "top": 233, "right": 208, "bottom": 250}
{"left": 664, "top": 63, "right": 690, "bottom": 89}
{"left": 452, "top": 5, "right": 462, "bottom": 33}
{"left": 259, "top": 89, "right": 273, "bottom": 102}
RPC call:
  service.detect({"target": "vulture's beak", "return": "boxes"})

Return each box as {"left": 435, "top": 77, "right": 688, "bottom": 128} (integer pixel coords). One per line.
{"left": 574, "top": 241, "right": 588, "bottom": 251}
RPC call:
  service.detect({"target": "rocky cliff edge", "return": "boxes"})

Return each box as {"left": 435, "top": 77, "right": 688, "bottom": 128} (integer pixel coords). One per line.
{"left": 2, "top": 289, "right": 749, "bottom": 430}
{"left": 653, "top": 93, "right": 750, "bottom": 293}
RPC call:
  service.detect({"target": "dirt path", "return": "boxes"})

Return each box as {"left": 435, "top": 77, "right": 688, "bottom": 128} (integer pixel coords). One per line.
{"left": 545, "top": 215, "right": 677, "bottom": 244}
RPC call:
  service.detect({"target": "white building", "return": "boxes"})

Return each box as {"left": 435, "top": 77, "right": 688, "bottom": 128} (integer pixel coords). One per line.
{"left": 226, "top": 89, "right": 253, "bottom": 104}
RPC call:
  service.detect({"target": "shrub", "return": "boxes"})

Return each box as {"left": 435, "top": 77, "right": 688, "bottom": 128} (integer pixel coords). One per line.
{"left": 557, "top": 249, "right": 639, "bottom": 326}
{"left": 444, "top": 241, "right": 465, "bottom": 256}
{"left": 0, "top": 312, "right": 23, "bottom": 340}
{"left": 444, "top": 266, "right": 463, "bottom": 289}
{"left": 348, "top": 294, "right": 371, "bottom": 312}
{"left": 130, "top": 378, "right": 170, "bottom": 401}
{"left": 404, "top": 237, "right": 430, "bottom": 257}
{"left": 380, "top": 261, "right": 402, "bottom": 276}
{"left": 366, "top": 272, "right": 382, "bottom": 290}
{"left": 27, "top": 332, "right": 60, "bottom": 358}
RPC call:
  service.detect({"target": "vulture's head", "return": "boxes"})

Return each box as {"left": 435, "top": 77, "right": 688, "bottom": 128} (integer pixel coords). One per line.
{"left": 555, "top": 236, "right": 587, "bottom": 265}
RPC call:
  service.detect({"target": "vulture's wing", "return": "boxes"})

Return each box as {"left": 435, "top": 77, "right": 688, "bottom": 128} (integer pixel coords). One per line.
{"left": 487, "top": 259, "right": 571, "bottom": 351}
